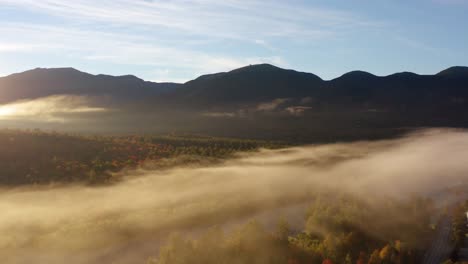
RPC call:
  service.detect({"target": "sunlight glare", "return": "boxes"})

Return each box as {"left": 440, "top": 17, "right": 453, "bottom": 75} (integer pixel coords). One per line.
{"left": 0, "top": 96, "right": 108, "bottom": 122}
{"left": 0, "top": 105, "right": 17, "bottom": 118}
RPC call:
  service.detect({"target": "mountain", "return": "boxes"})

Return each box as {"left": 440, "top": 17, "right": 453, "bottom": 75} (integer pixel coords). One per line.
{"left": 0, "top": 67, "right": 179, "bottom": 104}
{"left": 175, "top": 64, "right": 323, "bottom": 107}
{"left": 1, "top": 64, "right": 468, "bottom": 140}
{"left": 436, "top": 66, "right": 468, "bottom": 78}
{"left": 3, "top": 64, "right": 467, "bottom": 109}
{"left": 166, "top": 64, "right": 468, "bottom": 112}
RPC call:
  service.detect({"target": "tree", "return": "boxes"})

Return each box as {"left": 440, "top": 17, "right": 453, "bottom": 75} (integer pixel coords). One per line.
{"left": 368, "top": 249, "right": 380, "bottom": 264}
{"left": 275, "top": 218, "right": 291, "bottom": 243}
{"left": 441, "top": 260, "right": 455, "bottom": 264}
{"left": 379, "top": 244, "right": 392, "bottom": 263}
{"left": 356, "top": 252, "right": 367, "bottom": 264}
{"left": 344, "top": 253, "right": 353, "bottom": 264}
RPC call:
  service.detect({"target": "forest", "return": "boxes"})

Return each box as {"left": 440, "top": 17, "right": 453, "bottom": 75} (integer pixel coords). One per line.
{"left": 2, "top": 1, "right": 468, "bottom": 263}
{"left": 0, "top": 129, "right": 466, "bottom": 264}
{"left": 0, "top": 129, "right": 282, "bottom": 185}
{"left": 149, "top": 194, "right": 433, "bottom": 264}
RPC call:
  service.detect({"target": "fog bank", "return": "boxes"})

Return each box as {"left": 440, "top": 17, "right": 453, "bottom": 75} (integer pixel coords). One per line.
{"left": 1, "top": 129, "right": 467, "bottom": 263}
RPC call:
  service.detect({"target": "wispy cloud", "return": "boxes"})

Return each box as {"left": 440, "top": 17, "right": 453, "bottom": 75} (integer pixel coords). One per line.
{"left": 0, "top": 43, "right": 38, "bottom": 53}
{"left": 0, "top": 0, "right": 381, "bottom": 81}
{"left": 0, "top": 0, "right": 372, "bottom": 40}
{"left": 0, "top": 22, "right": 287, "bottom": 80}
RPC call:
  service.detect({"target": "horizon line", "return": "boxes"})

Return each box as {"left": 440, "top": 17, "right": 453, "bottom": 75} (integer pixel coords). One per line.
{"left": 1, "top": 63, "right": 467, "bottom": 84}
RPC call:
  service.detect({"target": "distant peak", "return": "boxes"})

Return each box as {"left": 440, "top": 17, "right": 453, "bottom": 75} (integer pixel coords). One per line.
{"left": 387, "top": 71, "right": 419, "bottom": 78}
{"left": 6, "top": 67, "right": 90, "bottom": 79}
{"left": 97, "top": 74, "right": 142, "bottom": 81}
{"left": 229, "top": 63, "right": 283, "bottom": 73}
{"left": 343, "top": 70, "right": 375, "bottom": 76}
{"left": 437, "top": 66, "right": 468, "bottom": 77}
{"left": 120, "top": 74, "right": 138, "bottom": 79}
{"left": 24, "top": 67, "right": 89, "bottom": 76}
{"left": 191, "top": 64, "right": 286, "bottom": 82}
{"left": 31, "top": 67, "right": 82, "bottom": 73}
{"left": 335, "top": 70, "right": 377, "bottom": 80}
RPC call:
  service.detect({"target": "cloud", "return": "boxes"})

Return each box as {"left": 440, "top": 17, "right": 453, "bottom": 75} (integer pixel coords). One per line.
{"left": 0, "top": 23, "right": 288, "bottom": 82}
{"left": 0, "top": 95, "right": 108, "bottom": 123}
{"left": 0, "top": 0, "right": 373, "bottom": 41}
{"left": 0, "top": 0, "right": 382, "bottom": 81}
{"left": 0, "top": 43, "right": 39, "bottom": 53}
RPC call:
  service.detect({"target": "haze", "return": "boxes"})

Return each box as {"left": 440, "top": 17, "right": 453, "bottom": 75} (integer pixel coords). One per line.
{"left": 1, "top": 129, "right": 466, "bottom": 263}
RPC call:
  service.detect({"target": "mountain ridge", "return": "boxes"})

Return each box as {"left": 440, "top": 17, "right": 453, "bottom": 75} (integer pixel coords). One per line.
{"left": 0, "top": 67, "right": 180, "bottom": 104}
{"left": 3, "top": 63, "right": 466, "bottom": 84}
{"left": 436, "top": 66, "right": 468, "bottom": 77}
{"left": 1, "top": 64, "right": 468, "bottom": 139}
{"left": 1, "top": 63, "right": 468, "bottom": 108}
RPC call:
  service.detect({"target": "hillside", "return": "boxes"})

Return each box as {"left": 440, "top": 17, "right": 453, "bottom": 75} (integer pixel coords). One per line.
{"left": 2, "top": 64, "right": 468, "bottom": 109}
{"left": 0, "top": 64, "right": 468, "bottom": 140}
{"left": 176, "top": 64, "right": 323, "bottom": 106}
{"left": 0, "top": 67, "right": 179, "bottom": 104}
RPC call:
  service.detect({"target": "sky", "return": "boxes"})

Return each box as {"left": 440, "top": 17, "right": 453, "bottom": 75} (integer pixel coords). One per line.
{"left": 0, "top": 0, "right": 467, "bottom": 83}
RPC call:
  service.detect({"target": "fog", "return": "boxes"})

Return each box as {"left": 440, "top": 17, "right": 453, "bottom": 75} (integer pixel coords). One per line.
{"left": 0, "top": 95, "right": 108, "bottom": 123}
{"left": 1, "top": 129, "right": 467, "bottom": 263}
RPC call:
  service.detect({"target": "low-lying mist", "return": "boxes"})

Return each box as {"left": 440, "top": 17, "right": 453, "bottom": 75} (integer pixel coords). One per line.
{"left": 0, "top": 95, "right": 108, "bottom": 123}
{"left": 1, "top": 129, "right": 467, "bottom": 263}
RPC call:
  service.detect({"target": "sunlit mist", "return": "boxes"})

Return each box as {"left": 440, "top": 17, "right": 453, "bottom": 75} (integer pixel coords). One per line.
{"left": 0, "top": 129, "right": 467, "bottom": 263}
{"left": 0, "top": 95, "right": 108, "bottom": 122}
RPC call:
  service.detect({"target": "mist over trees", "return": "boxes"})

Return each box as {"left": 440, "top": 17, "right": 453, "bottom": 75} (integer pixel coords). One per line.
{"left": 150, "top": 194, "right": 432, "bottom": 264}
{"left": 0, "top": 129, "right": 466, "bottom": 263}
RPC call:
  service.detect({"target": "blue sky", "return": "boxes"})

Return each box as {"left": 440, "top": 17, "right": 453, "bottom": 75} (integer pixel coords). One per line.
{"left": 0, "top": 0, "right": 467, "bottom": 82}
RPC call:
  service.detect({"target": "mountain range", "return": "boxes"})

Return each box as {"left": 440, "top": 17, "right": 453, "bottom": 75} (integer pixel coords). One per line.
{"left": 1, "top": 64, "right": 467, "bottom": 141}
